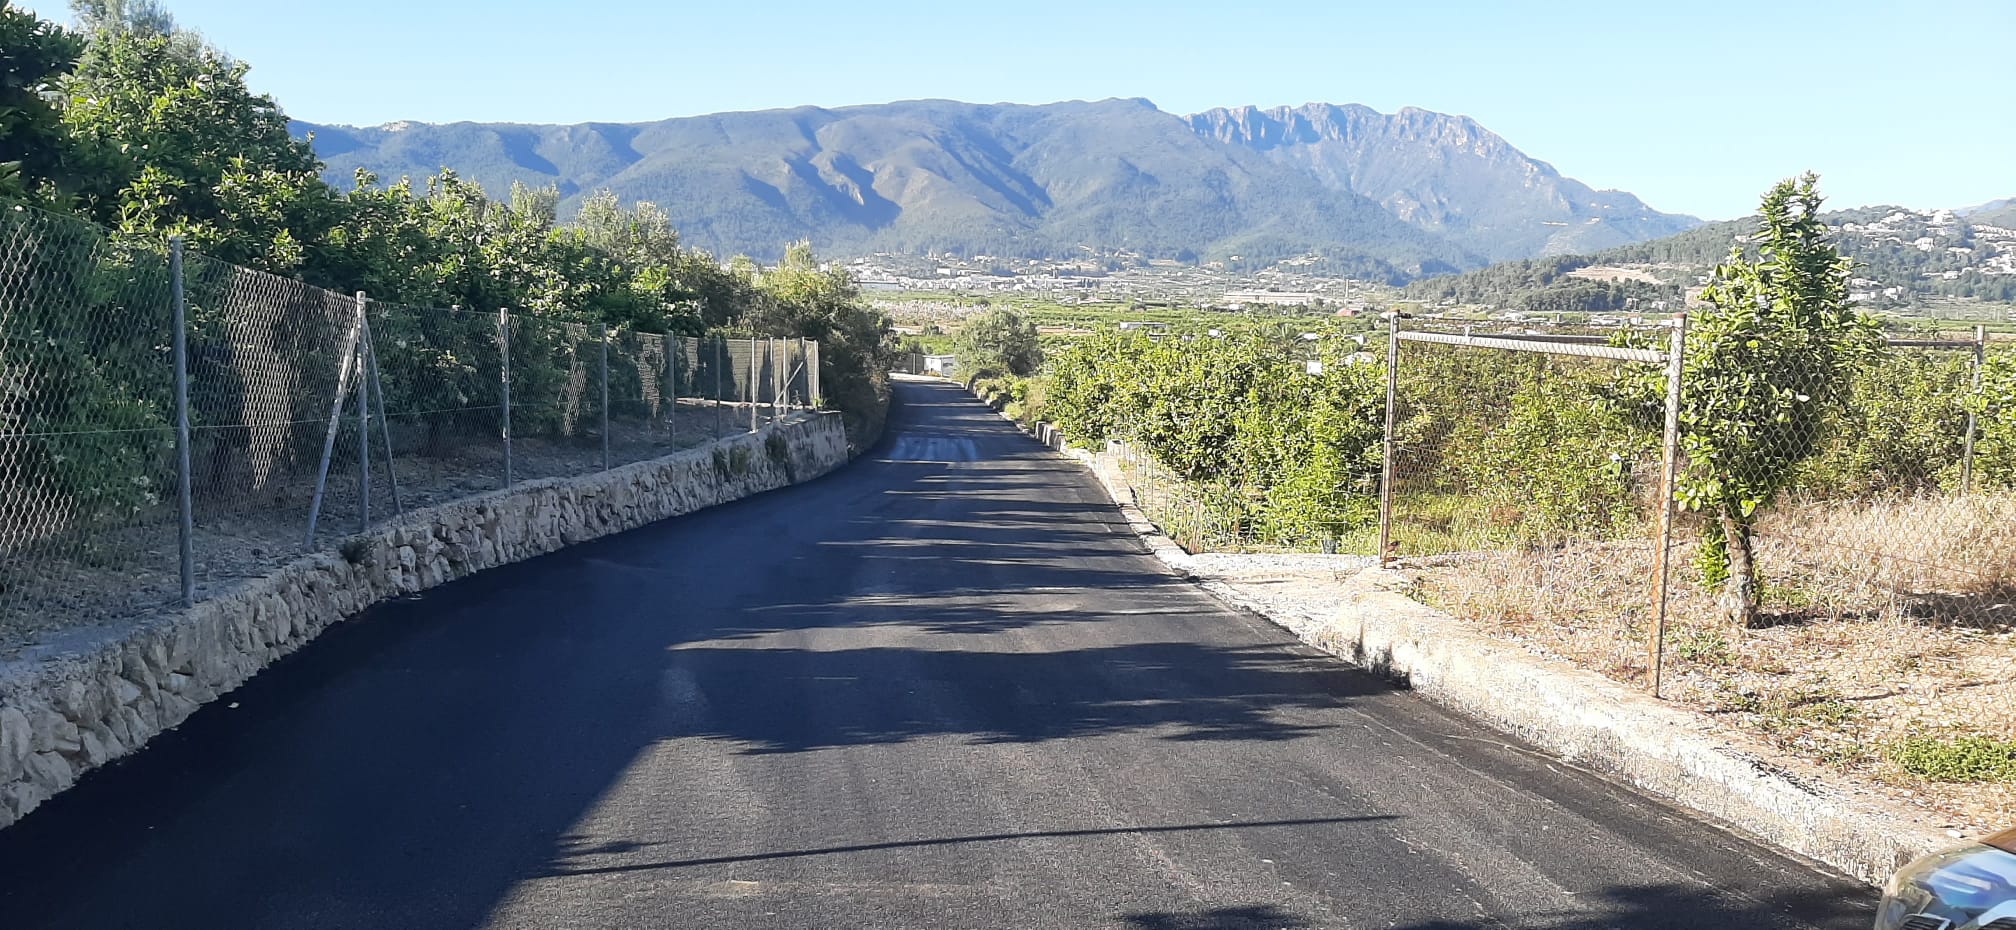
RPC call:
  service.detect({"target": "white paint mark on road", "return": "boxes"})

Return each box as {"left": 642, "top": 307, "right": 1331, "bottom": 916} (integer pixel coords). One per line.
{"left": 883, "top": 436, "right": 979, "bottom": 463}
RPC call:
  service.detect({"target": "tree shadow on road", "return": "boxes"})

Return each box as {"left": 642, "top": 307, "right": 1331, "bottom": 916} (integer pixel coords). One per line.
{"left": 654, "top": 638, "right": 1384, "bottom": 754}
{"left": 1119, "top": 878, "right": 1874, "bottom": 929}
{"left": 1121, "top": 904, "right": 1314, "bottom": 929}
{"left": 0, "top": 378, "right": 1876, "bottom": 930}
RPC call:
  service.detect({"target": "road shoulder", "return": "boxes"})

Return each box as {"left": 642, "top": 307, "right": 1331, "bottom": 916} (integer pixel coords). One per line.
{"left": 973, "top": 391, "right": 1952, "bottom": 888}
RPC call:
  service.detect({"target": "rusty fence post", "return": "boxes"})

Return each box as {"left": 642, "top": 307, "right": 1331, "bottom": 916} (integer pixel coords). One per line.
{"left": 1377, "top": 312, "right": 1401, "bottom": 567}
{"left": 1961, "top": 324, "right": 1985, "bottom": 493}
{"left": 1647, "top": 313, "right": 1689, "bottom": 698}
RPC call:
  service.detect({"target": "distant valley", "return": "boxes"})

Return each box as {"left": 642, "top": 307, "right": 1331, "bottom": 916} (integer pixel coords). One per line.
{"left": 293, "top": 98, "right": 1699, "bottom": 281}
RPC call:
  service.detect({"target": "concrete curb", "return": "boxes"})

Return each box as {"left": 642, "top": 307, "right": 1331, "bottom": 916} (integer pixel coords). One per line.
{"left": 1296, "top": 569, "right": 1949, "bottom": 887}
{"left": 0, "top": 412, "right": 850, "bottom": 830}
{"left": 980, "top": 398, "right": 1950, "bottom": 886}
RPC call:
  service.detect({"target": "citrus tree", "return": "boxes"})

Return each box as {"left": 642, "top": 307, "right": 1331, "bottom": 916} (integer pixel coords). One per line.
{"left": 1675, "top": 173, "right": 1879, "bottom": 625}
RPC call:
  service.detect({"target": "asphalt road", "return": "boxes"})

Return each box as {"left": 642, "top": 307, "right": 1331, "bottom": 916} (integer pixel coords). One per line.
{"left": 0, "top": 378, "right": 1877, "bottom": 930}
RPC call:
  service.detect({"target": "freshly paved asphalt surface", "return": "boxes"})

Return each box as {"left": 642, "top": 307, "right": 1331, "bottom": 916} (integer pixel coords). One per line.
{"left": 0, "top": 379, "right": 1877, "bottom": 929}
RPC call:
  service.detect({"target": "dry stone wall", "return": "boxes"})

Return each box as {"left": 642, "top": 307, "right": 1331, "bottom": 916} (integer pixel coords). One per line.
{"left": 0, "top": 412, "right": 850, "bottom": 830}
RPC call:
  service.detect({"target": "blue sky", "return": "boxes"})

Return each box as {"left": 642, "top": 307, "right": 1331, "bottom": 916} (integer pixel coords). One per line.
{"left": 22, "top": 0, "right": 2014, "bottom": 219}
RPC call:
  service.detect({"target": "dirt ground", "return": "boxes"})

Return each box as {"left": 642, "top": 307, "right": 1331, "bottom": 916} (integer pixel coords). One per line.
{"left": 1417, "top": 534, "right": 2015, "bottom": 838}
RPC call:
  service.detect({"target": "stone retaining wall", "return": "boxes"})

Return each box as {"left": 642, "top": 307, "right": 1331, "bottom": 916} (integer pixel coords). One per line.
{"left": 0, "top": 412, "right": 850, "bottom": 830}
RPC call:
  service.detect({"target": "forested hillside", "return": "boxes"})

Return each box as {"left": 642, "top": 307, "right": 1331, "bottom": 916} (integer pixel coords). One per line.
{"left": 295, "top": 99, "right": 1696, "bottom": 275}
{"left": 1965, "top": 198, "right": 2016, "bottom": 228}
{"left": 300, "top": 99, "right": 1480, "bottom": 277}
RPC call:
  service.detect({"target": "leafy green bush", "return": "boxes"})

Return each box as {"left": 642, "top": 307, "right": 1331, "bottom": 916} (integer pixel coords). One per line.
{"left": 955, "top": 308, "right": 1043, "bottom": 376}
{"left": 1972, "top": 349, "right": 2016, "bottom": 487}
{"left": 1797, "top": 351, "right": 1971, "bottom": 495}
{"left": 1888, "top": 735, "right": 2016, "bottom": 782}
{"left": 1043, "top": 332, "right": 1384, "bottom": 548}
{"left": 1443, "top": 360, "right": 1648, "bottom": 544}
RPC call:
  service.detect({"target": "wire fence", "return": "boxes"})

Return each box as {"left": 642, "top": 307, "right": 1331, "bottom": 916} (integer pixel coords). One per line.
{"left": 1389, "top": 323, "right": 2014, "bottom": 822}
{"left": 0, "top": 204, "right": 820, "bottom": 656}
{"left": 1384, "top": 330, "right": 1674, "bottom": 562}
{"left": 1101, "top": 436, "right": 1379, "bottom": 556}
{"left": 1075, "top": 317, "right": 2015, "bottom": 825}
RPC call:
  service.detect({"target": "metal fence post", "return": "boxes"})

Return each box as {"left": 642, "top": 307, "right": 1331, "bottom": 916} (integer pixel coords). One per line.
{"left": 1962, "top": 324, "right": 1985, "bottom": 493}
{"left": 714, "top": 337, "right": 724, "bottom": 438}
{"left": 810, "top": 340, "right": 821, "bottom": 408}
{"left": 599, "top": 322, "right": 611, "bottom": 472}
{"left": 356, "top": 293, "right": 371, "bottom": 533}
{"left": 770, "top": 338, "right": 782, "bottom": 422}
{"left": 1647, "top": 313, "right": 1689, "bottom": 698}
{"left": 1377, "top": 313, "right": 1401, "bottom": 566}
{"left": 169, "top": 237, "right": 194, "bottom": 608}
{"left": 305, "top": 299, "right": 367, "bottom": 549}
{"left": 500, "top": 308, "right": 513, "bottom": 488}
{"left": 749, "top": 336, "right": 759, "bottom": 433}
{"left": 362, "top": 314, "right": 401, "bottom": 516}
{"left": 664, "top": 332, "right": 676, "bottom": 429}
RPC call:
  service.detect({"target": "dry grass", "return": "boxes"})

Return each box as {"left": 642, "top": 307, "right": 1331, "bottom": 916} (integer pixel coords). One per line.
{"left": 1758, "top": 493, "right": 2016, "bottom": 628}
{"left": 1416, "top": 492, "right": 2016, "bottom": 835}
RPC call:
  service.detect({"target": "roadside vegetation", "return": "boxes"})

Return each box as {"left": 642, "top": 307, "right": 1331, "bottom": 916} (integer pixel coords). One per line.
{"left": 0, "top": 1, "right": 892, "bottom": 451}
{"left": 958, "top": 177, "right": 2016, "bottom": 831}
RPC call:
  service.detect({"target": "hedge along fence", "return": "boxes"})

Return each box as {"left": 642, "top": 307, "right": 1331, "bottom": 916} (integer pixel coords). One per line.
{"left": 1040, "top": 319, "right": 2016, "bottom": 831}
{"left": 1040, "top": 322, "right": 2011, "bottom": 660}
{"left": 0, "top": 202, "right": 821, "bottom": 655}
{"left": 1040, "top": 330, "right": 1390, "bottom": 554}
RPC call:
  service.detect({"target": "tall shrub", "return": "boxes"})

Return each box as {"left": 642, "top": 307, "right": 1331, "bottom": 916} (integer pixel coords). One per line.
{"left": 1672, "top": 174, "right": 1879, "bottom": 626}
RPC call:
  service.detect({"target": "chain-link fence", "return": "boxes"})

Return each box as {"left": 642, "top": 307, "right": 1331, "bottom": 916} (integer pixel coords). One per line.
{"left": 0, "top": 204, "right": 821, "bottom": 657}
{"left": 1044, "top": 315, "right": 2015, "bottom": 826}
{"left": 1382, "top": 327, "right": 1681, "bottom": 685}
{"left": 1746, "top": 337, "right": 2006, "bottom": 630}
{"left": 1378, "top": 319, "right": 2013, "bottom": 830}
{"left": 1384, "top": 330, "right": 1675, "bottom": 561}
{"left": 1668, "top": 332, "right": 2015, "bottom": 791}
{"left": 1098, "top": 435, "right": 1380, "bottom": 556}
{"left": 0, "top": 203, "right": 182, "bottom": 645}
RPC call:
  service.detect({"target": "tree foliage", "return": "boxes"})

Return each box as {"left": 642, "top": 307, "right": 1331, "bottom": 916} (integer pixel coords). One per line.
{"left": 1043, "top": 331, "right": 1384, "bottom": 547}
{"left": 955, "top": 308, "right": 1043, "bottom": 377}
{"left": 1662, "top": 174, "right": 1879, "bottom": 625}
{"left": 1971, "top": 350, "right": 2016, "bottom": 487}
{"left": 1796, "top": 351, "right": 1973, "bottom": 495}
{"left": 0, "top": 3, "right": 83, "bottom": 201}
{"left": 0, "top": 0, "right": 894, "bottom": 525}
{"left": 744, "top": 241, "right": 893, "bottom": 442}
{"left": 60, "top": 27, "right": 337, "bottom": 273}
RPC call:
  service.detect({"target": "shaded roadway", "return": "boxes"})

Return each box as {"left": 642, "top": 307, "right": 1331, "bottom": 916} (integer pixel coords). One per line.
{"left": 0, "top": 379, "right": 1877, "bottom": 929}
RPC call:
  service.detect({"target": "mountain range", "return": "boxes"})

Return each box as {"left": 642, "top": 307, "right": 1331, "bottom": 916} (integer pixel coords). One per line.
{"left": 293, "top": 98, "right": 1700, "bottom": 279}
{"left": 1962, "top": 198, "right": 2016, "bottom": 228}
